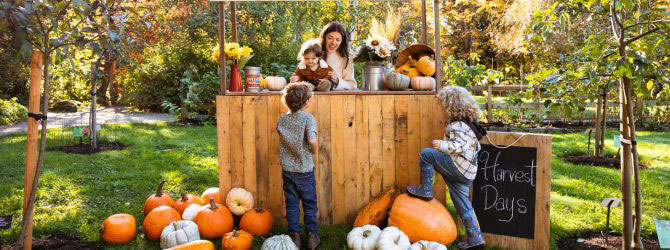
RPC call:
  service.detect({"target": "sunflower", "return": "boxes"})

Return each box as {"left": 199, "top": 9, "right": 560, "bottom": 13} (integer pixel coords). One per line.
{"left": 224, "top": 42, "right": 240, "bottom": 58}
{"left": 211, "top": 45, "right": 221, "bottom": 62}
{"left": 237, "top": 46, "right": 253, "bottom": 59}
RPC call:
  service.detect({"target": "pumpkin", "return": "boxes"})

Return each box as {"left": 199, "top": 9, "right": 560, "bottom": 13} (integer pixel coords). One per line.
{"left": 410, "top": 76, "right": 436, "bottom": 91}
{"left": 396, "top": 63, "right": 411, "bottom": 74}
{"left": 165, "top": 240, "right": 214, "bottom": 250}
{"left": 143, "top": 205, "right": 181, "bottom": 241}
{"left": 416, "top": 56, "right": 436, "bottom": 76}
{"left": 260, "top": 235, "right": 298, "bottom": 250}
{"left": 200, "top": 187, "right": 221, "bottom": 205}
{"left": 194, "top": 198, "right": 234, "bottom": 239}
{"left": 387, "top": 194, "right": 457, "bottom": 245}
{"left": 160, "top": 220, "right": 200, "bottom": 249}
{"left": 222, "top": 230, "right": 253, "bottom": 250}
{"left": 266, "top": 76, "right": 287, "bottom": 91}
{"left": 225, "top": 187, "right": 254, "bottom": 216}
{"left": 385, "top": 72, "right": 411, "bottom": 91}
{"left": 239, "top": 203, "right": 273, "bottom": 236}
{"left": 409, "top": 241, "right": 448, "bottom": 250}
{"left": 175, "top": 194, "right": 204, "bottom": 215}
{"left": 400, "top": 67, "right": 421, "bottom": 78}
{"left": 260, "top": 77, "right": 268, "bottom": 90}
{"left": 144, "top": 179, "right": 174, "bottom": 217}
{"left": 346, "top": 225, "right": 382, "bottom": 250}
{"left": 101, "top": 213, "right": 136, "bottom": 245}
{"left": 182, "top": 204, "right": 205, "bottom": 221}
{"left": 376, "top": 226, "right": 411, "bottom": 250}
{"left": 353, "top": 186, "right": 400, "bottom": 227}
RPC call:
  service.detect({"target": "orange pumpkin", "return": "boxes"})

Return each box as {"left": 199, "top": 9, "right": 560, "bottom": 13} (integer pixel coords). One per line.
{"left": 175, "top": 193, "right": 204, "bottom": 215}
{"left": 101, "top": 213, "right": 136, "bottom": 245}
{"left": 200, "top": 187, "right": 221, "bottom": 205}
{"left": 166, "top": 239, "right": 214, "bottom": 250}
{"left": 221, "top": 230, "right": 253, "bottom": 250}
{"left": 387, "top": 194, "right": 457, "bottom": 245}
{"left": 144, "top": 179, "right": 174, "bottom": 217}
{"left": 353, "top": 186, "right": 400, "bottom": 227}
{"left": 195, "top": 198, "right": 234, "bottom": 239}
{"left": 239, "top": 203, "right": 273, "bottom": 236}
{"left": 142, "top": 205, "right": 181, "bottom": 241}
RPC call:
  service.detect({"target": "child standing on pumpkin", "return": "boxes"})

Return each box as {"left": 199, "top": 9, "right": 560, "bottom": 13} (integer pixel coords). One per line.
{"left": 290, "top": 41, "right": 338, "bottom": 91}
{"left": 276, "top": 82, "right": 320, "bottom": 249}
{"left": 406, "top": 86, "right": 487, "bottom": 249}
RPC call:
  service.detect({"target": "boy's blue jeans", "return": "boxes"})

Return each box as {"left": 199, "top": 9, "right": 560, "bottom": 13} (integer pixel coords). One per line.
{"left": 420, "top": 148, "right": 474, "bottom": 218}
{"left": 282, "top": 170, "right": 318, "bottom": 233}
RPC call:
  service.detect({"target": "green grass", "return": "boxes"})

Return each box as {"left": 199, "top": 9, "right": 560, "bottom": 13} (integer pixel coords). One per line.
{"left": 1, "top": 124, "right": 668, "bottom": 249}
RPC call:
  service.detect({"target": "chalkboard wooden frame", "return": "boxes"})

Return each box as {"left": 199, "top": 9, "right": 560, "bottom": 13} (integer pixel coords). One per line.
{"left": 473, "top": 132, "right": 552, "bottom": 250}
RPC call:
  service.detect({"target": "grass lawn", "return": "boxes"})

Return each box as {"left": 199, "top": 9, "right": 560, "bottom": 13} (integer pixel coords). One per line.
{"left": 0, "top": 123, "right": 668, "bottom": 249}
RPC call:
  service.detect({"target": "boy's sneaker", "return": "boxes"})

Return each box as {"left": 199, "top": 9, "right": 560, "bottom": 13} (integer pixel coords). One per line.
{"left": 289, "top": 232, "right": 301, "bottom": 249}
{"left": 306, "top": 232, "right": 320, "bottom": 250}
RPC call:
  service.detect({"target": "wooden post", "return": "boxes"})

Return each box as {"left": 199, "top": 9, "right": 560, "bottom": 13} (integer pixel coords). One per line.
{"left": 433, "top": 0, "right": 442, "bottom": 90}
{"left": 421, "top": 0, "right": 427, "bottom": 44}
{"left": 218, "top": 2, "right": 227, "bottom": 94}
{"left": 231, "top": 2, "right": 237, "bottom": 42}
{"left": 23, "top": 51, "right": 43, "bottom": 250}
{"left": 486, "top": 84, "right": 493, "bottom": 122}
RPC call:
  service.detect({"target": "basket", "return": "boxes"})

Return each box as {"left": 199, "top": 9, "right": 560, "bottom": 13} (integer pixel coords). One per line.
{"left": 395, "top": 43, "right": 435, "bottom": 68}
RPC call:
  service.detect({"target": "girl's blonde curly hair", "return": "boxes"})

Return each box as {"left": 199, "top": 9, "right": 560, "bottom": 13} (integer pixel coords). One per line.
{"left": 436, "top": 86, "right": 481, "bottom": 123}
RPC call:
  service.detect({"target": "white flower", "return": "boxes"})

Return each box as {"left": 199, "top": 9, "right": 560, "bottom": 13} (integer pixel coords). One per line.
{"left": 366, "top": 35, "right": 385, "bottom": 50}
{"left": 375, "top": 46, "right": 391, "bottom": 58}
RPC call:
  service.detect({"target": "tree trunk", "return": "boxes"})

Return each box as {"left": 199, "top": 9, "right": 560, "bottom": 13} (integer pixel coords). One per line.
{"left": 594, "top": 93, "right": 603, "bottom": 157}
{"left": 600, "top": 87, "right": 607, "bottom": 157}
{"left": 108, "top": 60, "right": 118, "bottom": 106}
{"left": 620, "top": 75, "right": 634, "bottom": 250}
{"left": 97, "top": 59, "right": 112, "bottom": 107}
{"left": 628, "top": 82, "right": 644, "bottom": 249}
{"left": 90, "top": 61, "right": 99, "bottom": 150}
{"left": 180, "top": 102, "right": 189, "bottom": 122}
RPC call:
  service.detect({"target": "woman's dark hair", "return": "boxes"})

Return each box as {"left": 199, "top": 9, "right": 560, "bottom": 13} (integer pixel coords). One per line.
{"left": 303, "top": 43, "right": 323, "bottom": 58}
{"left": 320, "top": 22, "right": 350, "bottom": 66}
{"left": 282, "top": 82, "right": 313, "bottom": 113}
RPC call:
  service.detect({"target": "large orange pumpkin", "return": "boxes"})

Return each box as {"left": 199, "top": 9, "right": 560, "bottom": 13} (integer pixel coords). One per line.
{"left": 143, "top": 205, "right": 181, "bottom": 241}
{"left": 144, "top": 179, "right": 174, "bottom": 217}
{"left": 175, "top": 193, "right": 204, "bottom": 215}
{"left": 387, "top": 194, "right": 457, "bottom": 245}
{"left": 239, "top": 204, "right": 273, "bottom": 236}
{"left": 101, "top": 213, "right": 136, "bottom": 245}
{"left": 195, "top": 198, "right": 234, "bottom": 239}
{"left": 200, "top": 187, "right": 221, "bottom": 205}
{"left": 166, "top": 240, "right": 214, "bottom": 250}
{"left": 353, "top": 186, "right": 400, "bottom": 227}
{"left": 222, "top": 230, "right": 253, "bottom": 250}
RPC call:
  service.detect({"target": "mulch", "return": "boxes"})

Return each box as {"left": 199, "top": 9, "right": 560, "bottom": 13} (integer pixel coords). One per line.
{"left": 48, "top": 141, "right": 127, "bottom": 155}
{"left": 556, "top": 232, "right": 662, "bottom": 250}
{"left": 1, "top": 237, "right": 97, "bottom": 250}
{"left": 562, "top": 155, "right": 647, "bottom": 169}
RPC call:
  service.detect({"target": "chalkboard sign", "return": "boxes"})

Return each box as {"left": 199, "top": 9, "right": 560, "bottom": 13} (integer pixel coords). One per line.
{"left": 473, "top": 144, "right": 537, "bottom": 239}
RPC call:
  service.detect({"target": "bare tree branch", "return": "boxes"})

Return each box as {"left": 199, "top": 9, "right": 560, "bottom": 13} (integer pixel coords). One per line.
{"left": 609, "top": 2, "right": 621, "bottom": 42}
{"left": 623, "top": 20, "right": 669, "bottom": 31}
{"left": 624, "top": 26, "right": 661, "bottom": 46}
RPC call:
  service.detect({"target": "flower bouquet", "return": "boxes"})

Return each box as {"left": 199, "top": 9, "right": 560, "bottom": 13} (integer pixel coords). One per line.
{"left": 354, "top": 9, "right": 402, "bottom": 63}
{"left": 212, "top": 42, "right": 254, "bottom": 92}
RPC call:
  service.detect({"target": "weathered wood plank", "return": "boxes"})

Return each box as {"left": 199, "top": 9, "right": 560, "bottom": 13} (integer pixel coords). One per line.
{"left": 355, "top": 95, "right": 370, "bottom": 219}
{"left": 407, "top": 95, "right": 421, "bottom": 187}
{"left": 316, "top": 95, "right": 332, "bottom": 224}
{"left": 367, "top": 96, "right": 383, "bottom": 198}
{"left": 229, "top": 96, "right": 244, "bottom": 188}
{"left": 267, "top": 95, "right": 283, "bottom": 224}
{"left": 255, "top": 96, "right": 269, "bottom": 207}
{"left": 431, "top": 96, "right": 447, "bottom": 205}
{"left": 330, "top": 95, "right": 346, "bottom": 224}
{"left": 394, "top": 95, "right": 409, "bottom": 189}
{"left": 216, "top": 96, "right": 232, "bottom": 200}
{"left": 381, "top": 95, "right": 396, "bottom": 191}
{"left": 242, "top": 96, "right": 258, "bottom": 196}
{"left": 343, "top": 95, "right": 358, "bottom": 224}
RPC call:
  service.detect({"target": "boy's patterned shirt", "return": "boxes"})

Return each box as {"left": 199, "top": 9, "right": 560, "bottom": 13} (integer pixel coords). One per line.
{"left": 437, "top": 121, "right": 481, "bottom": 180}
{"left": 277, "top": 110, "right": 317, "bottom": 173}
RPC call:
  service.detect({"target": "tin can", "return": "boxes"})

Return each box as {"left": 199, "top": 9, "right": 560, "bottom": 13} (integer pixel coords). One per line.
{"left": 244, "top": 66, "right": 261, "bottom": 92}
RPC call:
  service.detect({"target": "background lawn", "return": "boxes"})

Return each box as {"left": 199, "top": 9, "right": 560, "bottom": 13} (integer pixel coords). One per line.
{"left": 0, "top": 124, "right": 668, "bottom": 249}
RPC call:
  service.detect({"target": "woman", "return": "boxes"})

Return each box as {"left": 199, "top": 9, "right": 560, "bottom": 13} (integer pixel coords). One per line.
{"left": 319, "top": 22, "right": 356, "bottom": 90}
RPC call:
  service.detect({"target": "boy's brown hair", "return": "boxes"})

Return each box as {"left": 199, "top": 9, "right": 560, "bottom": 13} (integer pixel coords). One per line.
{"left": 282, "top": 82, "right": 313, "bottom": 112}
{"left": 302, "top": 43, "right": 323, "bottom": 58}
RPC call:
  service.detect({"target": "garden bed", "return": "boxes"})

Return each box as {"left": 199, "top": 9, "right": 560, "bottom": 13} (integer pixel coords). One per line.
{"left": 556, "top": 232, "right": 661, "bottom": 250}
{"left": 1, "top": 236, "right": 95, "bottom": 250}
{"left": 48, "top": 141, "right": 128, "bottom": 154}
{"left": 561, "top": 155, "right": 648, "bottom": 169}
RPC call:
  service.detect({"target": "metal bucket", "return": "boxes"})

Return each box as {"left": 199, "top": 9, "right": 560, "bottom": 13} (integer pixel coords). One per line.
{"left": 362, "top": 64, "right": 386, "bottom": 91}
{"left": 244, "top": 66, "right": 261, "bottom": 92}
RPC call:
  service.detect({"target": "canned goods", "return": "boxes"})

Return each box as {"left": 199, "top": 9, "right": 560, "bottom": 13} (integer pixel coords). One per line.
{"left": 244, "top": 66, "right": 261, "bottom": 92}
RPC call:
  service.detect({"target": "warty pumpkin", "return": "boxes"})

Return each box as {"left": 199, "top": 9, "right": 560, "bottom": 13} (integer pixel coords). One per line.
{"left": 100, "top": 213, "right": 136, "bottom": 245}
{"left": 239, "top": 203, "right": 273, "bottom": 236}
{"left": 144, "top": 179, "right": 174, "bottom": 217}
{"left": 409, "top": 240, "right": 448, "bottom": 250}
{"left": 165, "top": 240, "right": 214, "bottom": 250}
{"left": 160, "top": 220, "right": 200, "bottom": 249}
{"left": 353, "top": 186, "right": 400, "bottom": 227}
{"left": 346, "top": 224, "right": 381, "bottom": 250}
{"left": 221, "top": 230, "right": 253, "bottom": 250}
{"left": 182, "top": 203, "right": 205, "bottom": 221}
{"left": 376, "top": 226, "right": 411, "bottom": 250}
{"left": 387, "top": 194, "right": 457, "bottom": 245}
{"left": 225, "top": 187, "right": 254, "bottom": 216}
{"left": 200, "top": 187, "right": 221, "bottom": 205}
{"left": 194, "top": 198, "right": 234, "bottom": 239}
{"left": 175, "top": 193, "right": 204, "bottom": 215}
{"left": 143, "top": 205, "right": 181, "bottom": 241}
{"left": 260, "top": 235, "right": 298, "bottom": 250}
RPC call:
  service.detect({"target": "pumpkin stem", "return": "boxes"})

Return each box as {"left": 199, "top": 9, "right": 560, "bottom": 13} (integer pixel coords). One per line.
{"left": 209, "top": 198, "right": 218, "bottom": 209}
{"left": 233, "top": 230, "right": 239, "bottom": 237}
{"left": 155, "top": 179, "right": 166, "bottom": 197}
{"left": 256, "top": 201, "right": 264, "bottom": 213}
{"left": 180, "top": 193, "right": 188, "bottom": 202}
{"left": 363, "top": 230, "right": 371, "bottom": 238}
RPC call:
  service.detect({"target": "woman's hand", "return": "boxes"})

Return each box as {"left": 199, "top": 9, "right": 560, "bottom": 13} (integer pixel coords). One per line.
{"left": 432, "top": 140, "right": 441, "bottom": 149}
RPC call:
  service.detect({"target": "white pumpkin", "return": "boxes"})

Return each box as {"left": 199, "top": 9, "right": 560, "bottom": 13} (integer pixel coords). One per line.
{"left": 410, "top": 76, "right": 436, "bottom": 90}
{"left": 376, "top": 226, "right": 411, "bottom": 250}
{"left": 409, "top": 240, "right": 448, "bottom": 250}
{"left": 160, "top": 220, "right": 200, "bottom": 249}
{"left": 266, "top": 76, "right": 287, "bottom": 91}
{"left": 347, "top": 224, "right": 381, "bottom": 250}
{"left": 181, "top": 204, "right": 204, "bottom": 221}
{"left": 226, "top": 187, "right": 254, "bottom": 216}
{"left": 261, "top": 234, "right": 298, "bottom": 250}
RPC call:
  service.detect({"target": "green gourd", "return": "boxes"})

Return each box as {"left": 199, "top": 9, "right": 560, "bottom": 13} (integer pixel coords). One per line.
{"left": 384, "top": 72, "right": 411, "bottom": 91}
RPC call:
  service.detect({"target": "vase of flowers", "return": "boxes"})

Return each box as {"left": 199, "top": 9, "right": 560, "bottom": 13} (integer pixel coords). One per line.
{"left": 354, "top": 10, "right": 402, "bottom": 90}
{"left": 212, "top": 42, "right": 254, "bottom": 92}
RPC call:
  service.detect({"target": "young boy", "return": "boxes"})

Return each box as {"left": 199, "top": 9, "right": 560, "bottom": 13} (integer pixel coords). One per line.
{"left": 406, "top": 86, "right": 487, "bottom": 249}
{"left": 290, "top": 42, "right": 338, "bottom": 91}
{"left": 277, "top": 82, "right": 320, "bottom": 249}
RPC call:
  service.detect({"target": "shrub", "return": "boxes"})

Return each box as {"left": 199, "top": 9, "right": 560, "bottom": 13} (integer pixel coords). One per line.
{"left": 0, "top": 97, "right": 28, "bottom": 126}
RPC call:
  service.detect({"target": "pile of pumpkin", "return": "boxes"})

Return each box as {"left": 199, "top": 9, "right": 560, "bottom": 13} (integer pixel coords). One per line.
{"left": 100, "top": 180, "right": 297, "bottom": 249}
{"left": 385, "top": 44, "right": 437, "bottom": 91}
{"left": 347, "top": 186, "right": 457, "bottom": 250}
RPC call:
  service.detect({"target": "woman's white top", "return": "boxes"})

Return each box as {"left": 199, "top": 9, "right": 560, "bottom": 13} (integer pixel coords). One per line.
{"left": 326, "top": 52, "right": 356, "bottom": 90}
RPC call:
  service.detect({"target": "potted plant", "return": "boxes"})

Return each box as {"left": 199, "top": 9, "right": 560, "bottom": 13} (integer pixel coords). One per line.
{"left": 354, "top": 9, "right": 402, "bottom": 91}
{"left": 212, "top": 43, "right": 254, "bottom": 92}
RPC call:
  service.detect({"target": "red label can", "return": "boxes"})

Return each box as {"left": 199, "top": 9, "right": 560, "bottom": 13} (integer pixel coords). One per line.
{"left": 244, "top": 66, "right": 261, "bottom": 92}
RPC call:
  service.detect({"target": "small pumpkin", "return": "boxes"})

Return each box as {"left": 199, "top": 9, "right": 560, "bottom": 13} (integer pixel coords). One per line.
{"left": 175, "top": 193, "right": 204, "bottom": 215}
{"left": 260, "top": 235, "right": 299, "bottom": 250}
{"left": 387, "top": 194, "right": 457, "bottom": 245}
{"left": 182, "top": 204, "right": 205, "bottom": 221}
{"left": 144, "top": 179, "right": 174, "bottom": 217}
{"left": 409, "top": 241, "right": 448, "bottom": 250}
{"left": 225, "top": 187, "right": 254, "bottom": 216}
{"left": 346, "top": 224, "right": 381, "bottom": 250}
{"left": 101, "top": 213, "right": 136, "bottom": 245}
{"left": 385, "top": 72, "right": 411, "bottom": 91}
{"left": 239, "top": 203, "right": 273, "bottom": 236}
{"left": 200, "top": 187, "right": 221, "bottom": 205}
{"left": 396, "top": 63, "right": 411, "bottom": 74}
{"left": 376, "top": 226, "right": 411, "bottom": 250}
{"left": 400, "top": 67, "right": 421, "bottom": 78}
{"left": 194, "top": 198, "right": 234, "bottom": 239}
{"left": 165, "top": 240, "right": 214, "bottom": 250}
{"left": 143, "top": 206, "right": 181, "bottom": 241}
{"left": 416, "top": 56, "right": 436, "bottom": 76}
{"left": 410, "top": 76, "right": 436, "bottom": 91}
{"left": 222, "top": 230, "right": 253, "bottom": 250}
{"left": 353, "top": 186, "right": 400, "bottom": 227}
{"left": 160, "top": 220, "right": 200, "bottom": 249}
{"left": 266, "top": 76, "right": 287, "bottom": 91}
